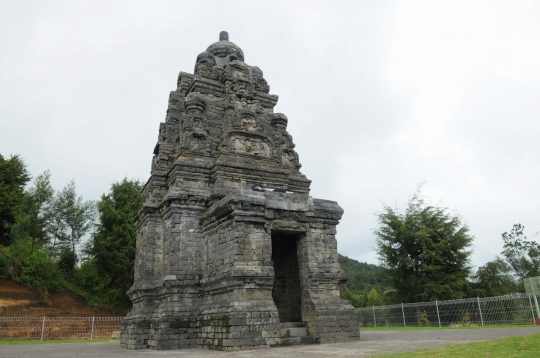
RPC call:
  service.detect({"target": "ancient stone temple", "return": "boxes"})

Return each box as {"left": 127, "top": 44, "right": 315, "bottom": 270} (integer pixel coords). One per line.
{"left": 120, "top": 31, "right": 359, "bottom": 351}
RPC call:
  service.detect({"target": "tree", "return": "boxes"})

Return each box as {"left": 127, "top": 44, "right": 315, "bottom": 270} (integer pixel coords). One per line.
{"left": 0, "top": 170, "right": 65, "bottom": 300}
{"left": 471, "top": 257, "right": 517, "bottom": 297}
{"left": 46, "top": 194, "right": 69, "bottom": 260}
{"left": 375, "top": 190, "right": 473, "bottom": 303}
{"left": 501, "top": 224, "right": 540, "bottom": 280}
{"left": 342, "top": 286, "right": 366, "bottom": 308}
{"left": 10, "top": 171, "right": 55, "bottom": 254}
{"left": 85, "top": 179, "right": 142, "bottom": 306}
{"left": 0, "top": 154, "right": 31, "bottom": 246}
{"left": 55, "top": 180, "right": 95, "bottom": 277}
{"left": 366, "top": 288, "right": 384, "bottom": 307}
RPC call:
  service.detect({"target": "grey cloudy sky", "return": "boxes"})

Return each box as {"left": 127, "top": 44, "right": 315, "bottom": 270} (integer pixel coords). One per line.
{"left": 1, "top": 0, "right": 539, "bottom": 269}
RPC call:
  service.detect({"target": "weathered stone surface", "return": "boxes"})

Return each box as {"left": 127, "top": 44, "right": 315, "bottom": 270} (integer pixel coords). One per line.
{"left": 120, "top": 31, "right": 359, "bottom": 351}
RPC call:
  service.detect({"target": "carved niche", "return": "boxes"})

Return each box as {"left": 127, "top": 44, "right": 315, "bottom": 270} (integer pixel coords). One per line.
{"left": 229, "top": 132, "right": 272, "bottom": 158}
{"left": 176, "top": 95, "right": 213, "bottom": 155}
{"left": 281, "top": 149, "right": 299, "bottom": 168}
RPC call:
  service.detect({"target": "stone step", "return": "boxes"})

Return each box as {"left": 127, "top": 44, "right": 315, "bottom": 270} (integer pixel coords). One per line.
{"left": 281, "top": 336, "right": 316, "bottom": 346}
{"left": 279, "top": 327, "right": 307, "bottom": 338}
{"left": 280, "top": 326, "right": 308, "bottom": 338}
{"left": 280, "top": 322, "right": 305, "bottom": 329}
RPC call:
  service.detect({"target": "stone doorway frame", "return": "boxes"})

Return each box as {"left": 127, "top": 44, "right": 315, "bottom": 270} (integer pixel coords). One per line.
{"left": 270, "top": 230, "right": 304, "bottom": 324}
{"left": 194, "top": 190, "right": 359, "bottom": 349}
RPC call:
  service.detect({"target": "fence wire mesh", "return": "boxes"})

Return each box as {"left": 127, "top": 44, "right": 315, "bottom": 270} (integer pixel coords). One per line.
{"left": 358, "top": 293, "right": 540, "bottom": 327}
{"left": 0, "top": 317, "right": 123, "bottom": 341}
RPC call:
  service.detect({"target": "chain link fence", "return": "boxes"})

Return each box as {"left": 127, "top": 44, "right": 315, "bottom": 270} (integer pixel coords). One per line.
{"left": 1, "top": 295, "right": 538, "bottom": 341}
{"left": 0, "top": 317, "right": 123, "bottom": 341}
{"left": 358, "top": 293, "right": 540, "bottom": 328}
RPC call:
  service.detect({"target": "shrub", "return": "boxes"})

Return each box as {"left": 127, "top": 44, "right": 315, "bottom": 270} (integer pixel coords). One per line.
{"left": 0, "top": 238, "right": 65, "bottom": 301}
{"left": 420, "top": 311, "right": 430, "bottom": 326}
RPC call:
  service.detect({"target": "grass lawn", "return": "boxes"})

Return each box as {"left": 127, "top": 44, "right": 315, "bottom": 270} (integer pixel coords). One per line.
{"left": 0, "top": 338, "right": 113, "bottom": 345}
{"left": 362, "top": 324, "right": 539, "bottom": 331}
{"left": 376, "top": 333, "right": 540, "bottom": 357}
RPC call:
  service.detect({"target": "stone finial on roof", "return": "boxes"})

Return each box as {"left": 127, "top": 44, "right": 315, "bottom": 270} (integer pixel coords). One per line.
{"left": 219, "top": 31, "right": 229, "bottom": 41}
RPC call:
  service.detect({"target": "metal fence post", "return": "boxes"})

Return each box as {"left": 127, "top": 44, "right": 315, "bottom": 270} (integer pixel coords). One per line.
{"left": 90, "top": 316, "right": 95, "bottom": 340}
{"left": 401, "top": 303, "right": 406, "bottom": 327}
{"left": 372, "top": 306, "right": 376, "bottom": 327}
{"left": 435, "top": 300, "right": 441, "bottom": 327}
{"left": 40, "top": 316, "right": 46, "bottom": 341}
{"left": 477, "top": 297, "right": 484, "bottom": 326}
{"left": 529, "top": 296, "right": 536, "bottom": 322}
{"left": 534, "top": 295, "right": 540, "bottom": 319}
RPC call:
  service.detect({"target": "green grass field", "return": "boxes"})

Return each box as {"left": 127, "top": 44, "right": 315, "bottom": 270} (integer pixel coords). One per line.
{"left": 377, "top": 333, "right": 540, "bottom": 357}
{"left": 0, "top": 338, "right": 113, "bottom": 345}
{"left": 361, "top": 324, "right": 539, "bottom": 331}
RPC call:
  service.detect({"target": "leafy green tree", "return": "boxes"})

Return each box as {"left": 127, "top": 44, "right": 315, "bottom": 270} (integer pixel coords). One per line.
{"left": 501, "top": 224, "right": 540, "bottom": 280}
{"left": 0, "top": 169, "right": 65, "bottom": 300}
{"left": 366, "top": 288, "right": 384, "bottom": 306}
{"left": 58, "top": 248, "right": 77, "bottom": 276}
{"left": 0, "top": 154, "right": 30, "bottom": 246}
{"left": 0, "top": 238, "right": 64, "bottom": 301}
{"left": 342, "top": 286, "right": 366, "bottom": 307}
{"left": 10, "top": 171, "right": 54, "bottom": 254}
{"left": 375, "top": 190, "right": 473, "bottom": 303}
{"left": 55, "top": 180, "right": 96, "bottom": 277}
{"left": 84, "top": 179, "right": 142, "bottom": 306}
{"left": 46, "top": 194, "right": 69, "bottom": 260}
{"left": 471, "top": 257, "right": 517, "bottom": 297}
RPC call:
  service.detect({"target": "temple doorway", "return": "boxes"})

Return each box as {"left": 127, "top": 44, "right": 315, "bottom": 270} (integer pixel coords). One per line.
{"left": 271, "top": 231, "right": 302, "bottom": 323}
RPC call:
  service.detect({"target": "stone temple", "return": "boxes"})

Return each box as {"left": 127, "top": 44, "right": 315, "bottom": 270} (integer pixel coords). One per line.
{"left": 120, "top": 31, "right": 359, "bottom": 351}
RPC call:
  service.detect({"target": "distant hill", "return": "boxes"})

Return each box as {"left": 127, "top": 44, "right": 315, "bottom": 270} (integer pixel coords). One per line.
{"left": 338, "top": 254, "right": 391, "bottom": 307}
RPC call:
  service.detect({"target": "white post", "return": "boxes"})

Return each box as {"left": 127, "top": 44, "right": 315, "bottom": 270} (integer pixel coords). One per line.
{"left": 477, "top": 297, "right": 484, "bottom": 326}
{"left": 435, "top": 300, "right": 441, "bottom": 327}
{"left": 40, "top": 316, "right": 46, "bottom": 341}
{"left": 372, "top": 306, "right": 376, "bottom": 327}
{"left": 533, "top": 295, "right": 540, "bottom": 319}
{"left": 90, "top": 316, "right": 95, "bottom": 340}
{"left": 401, "top": 303, "right": 406, "bottom": 327}
{"left": 528, "top": 277, "right": 540, "bottom": 318}
{"left": 529, "top": 296, "right": 536, "bottom": 322}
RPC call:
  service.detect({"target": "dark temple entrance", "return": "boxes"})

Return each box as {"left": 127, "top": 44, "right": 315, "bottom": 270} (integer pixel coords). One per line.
{"left": 271, "top": 232, "right": 302, "bottom": 323}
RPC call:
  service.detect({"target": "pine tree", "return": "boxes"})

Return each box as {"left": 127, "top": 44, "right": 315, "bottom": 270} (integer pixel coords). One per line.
{"left": 55, "top": 180, "right": 95, "bottom": 278}
{"left": 0, "top": 154, "right": 31, "bottom": 246}
{"left": 375, "top": 189, "right": 473, "bottom": 302}
{"left": 88, "top": 179, "right": 142, "bottom": 306}
{"left": 501, "top": 224, "right": 540, "bottom": 280}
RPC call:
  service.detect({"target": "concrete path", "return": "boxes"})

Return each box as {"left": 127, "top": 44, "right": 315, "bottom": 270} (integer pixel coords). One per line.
{"left": 2, "top": 327, "right": 539, "bottom": 357}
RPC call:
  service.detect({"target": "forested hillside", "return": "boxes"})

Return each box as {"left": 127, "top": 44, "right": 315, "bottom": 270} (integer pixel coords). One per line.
{"left": 338, "top": 254, "right": 391, "bottom": 307}
{"left": 0, "top": 153, "right": 141, "bottom": 309}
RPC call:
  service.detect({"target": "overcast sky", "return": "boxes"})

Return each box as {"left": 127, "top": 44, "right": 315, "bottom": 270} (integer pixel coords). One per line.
{"left": 1, "top": 0, "right": 539, "bottom": 269}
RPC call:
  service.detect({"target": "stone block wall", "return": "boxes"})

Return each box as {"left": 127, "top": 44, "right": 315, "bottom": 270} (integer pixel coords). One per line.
{"left": 121, "top": 32, "right": 359, "bottom": 351}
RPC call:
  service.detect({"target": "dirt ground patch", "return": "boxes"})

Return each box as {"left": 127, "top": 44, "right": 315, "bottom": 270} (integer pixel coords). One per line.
{"left": 0, "top": 278, "right": 128, "bottom": 317}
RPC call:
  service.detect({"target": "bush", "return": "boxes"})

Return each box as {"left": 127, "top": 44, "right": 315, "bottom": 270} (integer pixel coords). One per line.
{"left": 76, "top": 258, "right": 130, "bottom": 307}
{"left": 0, "top": 238, "right": 65, "bottom": 301}
{"left": 58, "top": 248, "right": 76, "bottom": 275}
{"left": 420, "top": 311, "right": 430, "bottom": 326}
{"left": 342, "top": 285, "right": 366, "bottom": 307}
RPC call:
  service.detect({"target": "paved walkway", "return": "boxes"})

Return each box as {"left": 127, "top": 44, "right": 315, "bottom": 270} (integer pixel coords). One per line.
{"left": 2, "top": 327, "right": 539, "bottom": 357}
